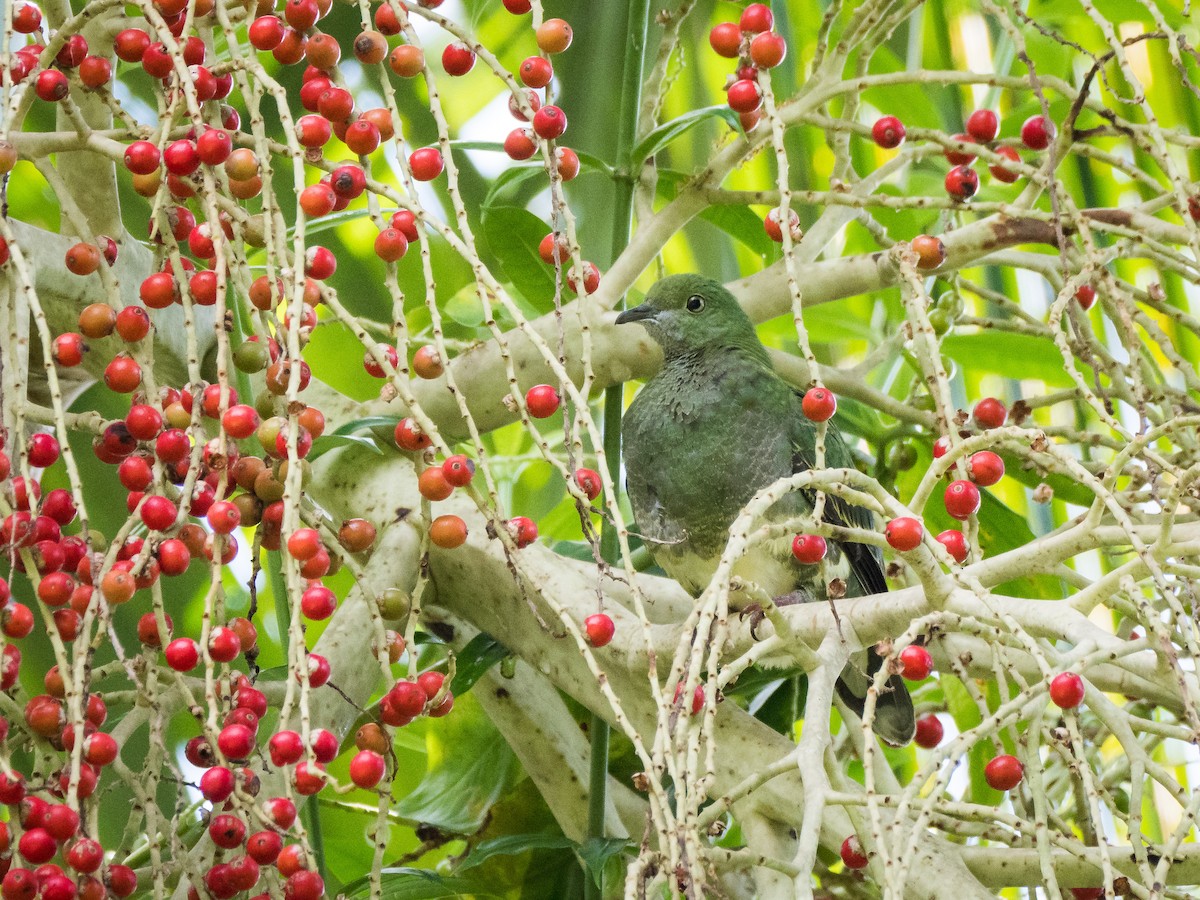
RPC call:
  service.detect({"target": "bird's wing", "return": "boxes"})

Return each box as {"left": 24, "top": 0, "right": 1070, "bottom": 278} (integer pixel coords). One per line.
{"left": 790, "top": 399, "right": 887, "bottom": 597}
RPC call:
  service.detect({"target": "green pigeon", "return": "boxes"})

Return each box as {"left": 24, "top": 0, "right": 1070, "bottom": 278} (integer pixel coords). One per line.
{"left": 616, "top": 273, "right": 914, "bottom": 746}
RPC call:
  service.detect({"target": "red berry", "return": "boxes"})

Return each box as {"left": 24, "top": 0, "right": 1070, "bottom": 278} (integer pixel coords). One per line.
{"left": 935, "top": 529, "right": 968, "bottom": 563}
{"left": 984, "top": 754, "right": 1023, "bottom": 791}
{"left": 1020, "top": 114, "right": 1054, "bottom": 150}
{"left": 164, "top": 638, "right": 199, "bottom": 671}
{"left": 409, "top": 148, "right": 443, "bottom": 181}
{"left": 532, "top": 105, "right": 567, "bottom": 140}
{"left": 914, "top": 714, "right": 943, "bottom": 748}
{"left": 871, "top": 116, "right": 905, "bottom": 149}
{"left": 763, "top": 206, "right": 801, "bottom": 243}
{"left": 749, "top": 32, "right": 786, "bottom": 68}
{"left": 573, "top": 467, "right": 602, "bottom": 500}
{"left": 504, "top": 127, "right": 537, "bottom": 161}
{"left": 943, "top": 480, "right": 981, "bottom": 521}
{"left": 708, "top": 22, "right": 741, "bottom": 58}
{"left": 163, "top": 139, "right": 200, "bottom": 176}
{"left": 965, "top": 109, "right": 999, "bottom": 143}
{"left": 801, "top": 388, "right": 836, "bottom": 422}
{"left": 248, "top": 15, "right": 285, "bottom": 50}
{"left": 441, "top": 41, "right": 475, "bottom": 75}
{"left": 1075, "top": 284, "right": 1096, "bottom": 309}
{"left": 519, "top": 56, "right": 553, "bottom": 88}
{"left": 507, "top": 516, "right": 538, "bottom": 549}
{"left": 972, "top": 397, "right": 1007, "bottom": 429}
{"left": 525, "top": 384, "right": 560, "bottom": 418}
{"left": 584, "top": 613, "right": 614, "bottom": 647}
{"left": 944, "top": 132, "right": 976, "bottom": 166}
{"left": 989, "top": 145, "right": 1021, "bottom": 183}
{"left": 899, "top": 645, "right": 933, "bottom": 681}
{"left": 944, "top": 164, "right": 979, "bottom": 201}
{"left": 738, "top": 3, "right": 773, "bottom": 33}
{"left": 968, "top": 450, "right": 1004, "bottom": 487}
{"left": 790, "top": 534, "right": 826, "bottom": 565}
{"left": 726, "top": 78, "right": 762, "bottom": 114}
{"left": 349, "top": 749, "right": 386, "bottom": 788}
{"left": 35, "top": 70, "right": 69, "bottom": 102}
{"left": 885, "top": 516, "right": 923, "bottom": 551}
{"left": 1049, "top": 672, "right": 1085, "bottom": 709}
{"left": 442, "top": 455, "right": 475, "bottom": 486}
{"left": 840, "top": 835, "right": 868, "bottom": 869}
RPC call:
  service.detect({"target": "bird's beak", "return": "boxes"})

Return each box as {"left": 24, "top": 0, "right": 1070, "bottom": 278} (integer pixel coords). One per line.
{"left": 615, "top": 303, "right": 657, "bottom": 325}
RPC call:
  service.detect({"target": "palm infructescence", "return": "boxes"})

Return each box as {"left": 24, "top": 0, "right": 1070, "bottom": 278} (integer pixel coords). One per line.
{"left": 617, "top": 273, "right": 914, "bottom": 746}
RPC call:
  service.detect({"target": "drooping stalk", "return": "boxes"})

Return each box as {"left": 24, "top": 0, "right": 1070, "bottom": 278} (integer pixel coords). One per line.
{"left": 589, "top": 0, "right": 652, "bottom": 895}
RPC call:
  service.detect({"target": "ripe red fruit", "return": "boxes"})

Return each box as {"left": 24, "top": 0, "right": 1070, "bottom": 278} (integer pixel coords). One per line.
{"left": 248, "top": 15, "right": 285, "bottom": 50}
{"left": 525, "top": 384, "right": 561, "bottom": 418}
{"left": 519, "top": 56, "right": 554, "bottom": 88}
{"left": 968, "top": 450, "right": 1004, "bottom": 487}
{"left": 726, "top": 79, "right": 762, "bottom": 114}
{"left": 944, "top": 480, "right": 981, "bottom": 521}
{"left": 791, "top": 534, "right": 826, "bottom": 565}
{"left": 374, "top": 228, "right": 408, "bottom": 262}
{"left": 885, "top": 517, "right": 923, "bottom": 551}
{"left": 504, "top": 128, "right": 537, "bottom": 161}
{"left": 1075, "top": 284, "right": 1096, "bottom": 310}
{"left": 965, "top": 109, "right": 999, "bottom": 143}
{"left": 52, "top": 333, "right": 84, "bottom": 367}
{"left": 535, "top": 18, "right": 572, "bottom": 54}
{"left": 988, "top": 145, "right": 1021, "bottom": 183}
{"left": 1049, "top": 672, "right": 1085, "bottom": 709}
{"left": 984, "top": 754, "right": 1023, "bottom": 791}
{"left": 872, "top": 116, "right": 905, "bottom": 149}
{"left": 911, "top": 234, "right": 945, "bottom": 270}
{"left": 935, "top": 529, "right": 968, "bottom": 563}
{"left": 914, "top": 714, "right": 944, "bottom": 749}
{"left": 532, "top": 105, "right": 568, "bottom": 140}
{"left": 1020, "top": 114, "right": 1054, "bottom": 150}
{"left": 17, "top": 828, "right": 56, "bottom": 864}
{"left": 899, "top": 645, "right": 933, "bottom": 681}
{"left": 972, "top": 397, "right": 1007, "bottom": 429}
{"left": 12, "top": 3, "right": 42, "bottom": 33}
{"left": 840, "top": 835, "right": 868, "bottom": 869}
{"left": 394, "top": 418, "right": 432, "bottom": 451}
{"left": 442, "top": 41, "right": 475, "bottom": 75}
{"left": 763, "top": 206, "right": 801, "bottom": 243}
{"left": 79, "top": 55, "right": 112, "bottom": 88}
{"left": 801, "top": 388, "right": 836, "bottom": 422}
{"left": 709, "top": 22, "right": 742, "bottom": 58}
{"left": 349, "top": 749, "right": 386, "bottom": 789}
{"left": 140, "top": 495, "right": 178, "bottom": 531}
{"left": 247, "top": 830, "right": 283, "bottom": 865}
{"left": 573, "top": 467, "right": 602, "bottom": 501}
{"left": 409, "top": 148, "right": 443, "bottom": 181}
{"left": 739, "top": 3, "right": 773, "bottom": 33}
{"left": 944, "top": 164, "right": 979, "bottom": 201}
{"left": 507, "top": 516, "right": 539, "bottom": 549}
{"left": 164, "top": 638, "right": 199, "bottom": 671}
{"left": 35, "top": 70, "right": 69, "bottom": 102}
{"left": 944, "top": 133, "right": 976, "bottom": 166}
{"left": 750, "top": 32, "right": 786, "bottom": 68}
{"left": 584, "top": 613, "right": 614, "bottom": 647}
{"left": 163, "top": 139, "right": 200, "bottom": 176}
{"left": 124, "top": 140, "right": 161, "bottom": 175}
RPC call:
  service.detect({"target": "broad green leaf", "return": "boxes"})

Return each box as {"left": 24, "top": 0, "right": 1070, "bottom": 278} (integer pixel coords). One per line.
{"left": 940, "top": 332, "right": 1077, "bottom": 387}
{"left": 395, "top": 693, "right": 521, "bottom": 834}
{"left": 577, "top": 836, "right": 635, "bottom": 888}
{"left": 697, "top": 203, "right": 777, "bottom": 259}
{"left": 631, "top": 105, "right": 741, "bottom": 166}
{"left": 449, "top": 633, "right": 511, "bottom": 696}
{"left": 457, "top": 832, "right": 574, "bottom": 872}
{"left": 481, "top": 165, "right": 544, "bottom": 216}
{"left": 444, "top": 285, "right": 486, "bottom": 327}
{"left": 308, "top": 433, "right": 383, "bottom": 460}
{"left": 943, "top": 675, "right": 998, "bottom": 806}
{"left": 333, "top": 416, "right": 402, "bottom": 435}
{"left": 482, "top": 207, "right": 557, "bottom": 310}
{"left": 340, "top": 867, "right": 497, "bottom": 899}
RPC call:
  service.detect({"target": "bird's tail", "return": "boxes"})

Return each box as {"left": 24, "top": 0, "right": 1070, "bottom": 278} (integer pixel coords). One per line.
{"left": 835, "top": 646, "right": 915, "bottom": 747}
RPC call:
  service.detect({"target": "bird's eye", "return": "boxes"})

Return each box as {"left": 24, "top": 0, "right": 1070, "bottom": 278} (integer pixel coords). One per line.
{"left": 686, "top": 295, "right": 705, "bottom": 313}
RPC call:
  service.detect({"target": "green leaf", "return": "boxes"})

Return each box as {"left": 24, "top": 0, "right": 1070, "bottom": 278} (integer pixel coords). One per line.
{"left": 449, "top": 633, "right": 511, "bottom": 696}
{"left": 576, "top": 837, "right": 634, "bottom": 888}
{"left": 332, "top": 416, "right": 401, "bottom": 435}
{"left": 481, "top": 165, "right": 544, "bottom": 216}
{"left": 940, "top": 332, "right": 1077, "bottom": 387}
{"left": 340, "top": 867, "right": 497, "bottom": 899}
{"left": 631, "top": 106, "right": 740, "bottom": 166}
{"left": 457, "top": 833, "right": 574, "bottom": 872}
{"left": 445, "top": 285, "right": 486, "bottom": 327}
{"left": 447, "top": 140, "right": 506, "bottom": 153}
{"left": 481, "top": 207, "right": 557, "bottom": 311}
{"left": 308, "top": 433, "right": 382, "bottom": 460}
{"left": 395, "top": 693, "right": 521, "bottom": 834}
{"left": 697, "top": 203, "right": 776, "bottom": 259}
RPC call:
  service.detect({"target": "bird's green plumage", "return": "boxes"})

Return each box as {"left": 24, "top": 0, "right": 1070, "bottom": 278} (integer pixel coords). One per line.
{"left": 618, "top": 274, "right": 914, "bottom": 746}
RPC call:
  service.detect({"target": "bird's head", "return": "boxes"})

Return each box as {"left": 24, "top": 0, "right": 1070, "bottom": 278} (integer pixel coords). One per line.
{"left": 615, "top": 273, "right": 762, "bottom": 359}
